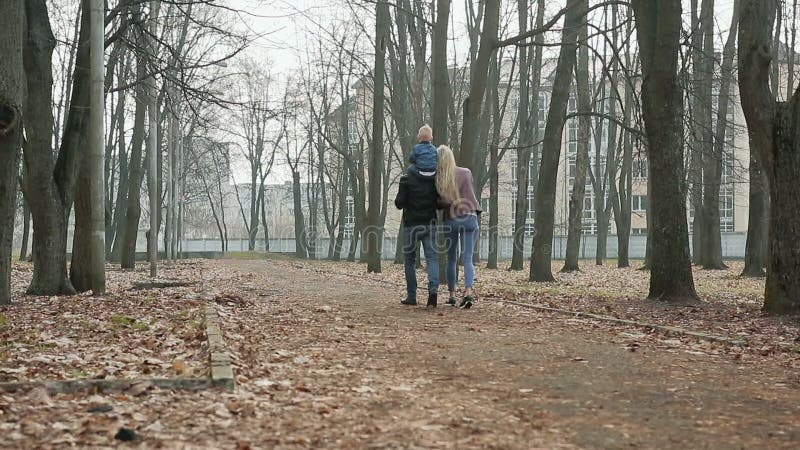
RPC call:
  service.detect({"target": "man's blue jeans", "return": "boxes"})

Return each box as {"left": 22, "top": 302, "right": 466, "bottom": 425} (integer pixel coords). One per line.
{"left": 402, "top": 224, "right": 439, "bottom": 300}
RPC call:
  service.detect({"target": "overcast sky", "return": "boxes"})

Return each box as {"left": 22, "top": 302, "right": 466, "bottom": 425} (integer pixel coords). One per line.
{"left": 223, "top": 0, "right": 738, "bottom": 77}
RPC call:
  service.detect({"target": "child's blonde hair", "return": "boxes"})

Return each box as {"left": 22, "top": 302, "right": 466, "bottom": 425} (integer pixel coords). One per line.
{"left": 417, "top": 124, "right": 433, "bottom": 142}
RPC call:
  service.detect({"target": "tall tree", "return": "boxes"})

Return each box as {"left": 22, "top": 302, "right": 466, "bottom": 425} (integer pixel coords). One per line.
{"left": 431, "top": 0, "right": 451, "bottom": 146}
{"left": 458, "top": 0, "right": 500, "bottom": 172}
{"left": 147, "top": 0, "right": 161, "bottom": 278}
{"left": 71, "top": 0, "right": 107, "bottom": 293}
{"left": 702, "top": 0, "right": 739, "bottom": 270}
{"left": 688, "top": 0, "right": 707, "bottom": 265}
{"left": 119, "top": 3, "right": 149, "bottom": 268}
{"left": 739, "top": 0, "right": 800, "bottom": 314}
{"left": 632, "top": 0, "right": 698, "bottom": 302}
{"left": 23, "top": 0, "right": 85, "bottom": 295}
{"left": 87, "top": 0, "right": 106, "bottom": 290}
{"left": 366, "top": 1, "right": 390, "bottom": 273}
{"left": 563, "top": 12, "right": 591, "bottom": 272}
{"left": 529, "top": 0, "right": 585, "bottom": 282}
{"left": 510, "top": 0, "right": 531, "bottom": 271}
{"left": 0, "top": 0, "right": 25, "bottom": 305}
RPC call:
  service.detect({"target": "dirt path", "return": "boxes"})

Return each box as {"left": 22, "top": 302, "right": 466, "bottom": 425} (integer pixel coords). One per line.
{"left": 3, "top": 258, "right": 799, "bottom": 449}
{"left": 216, "top": 258, "right": 799, "bottom": 449}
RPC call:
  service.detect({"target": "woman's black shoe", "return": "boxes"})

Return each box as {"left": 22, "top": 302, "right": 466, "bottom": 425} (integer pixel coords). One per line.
{"left": 459, "top": 296, "right": 473, "bottom": 309}
{"left": 401, "top": 297, "right": 417, "bottom": 306}
{"left": 427, "top": 293, "right": 438, "bottom": 308}
{"left": 446, "top": 297, "right": 457, "bottom": 306}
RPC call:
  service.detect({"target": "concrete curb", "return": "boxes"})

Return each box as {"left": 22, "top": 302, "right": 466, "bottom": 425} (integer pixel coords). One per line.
{"left": 205, "top": 303, "right": 235, "bottom": 392}
{"left": 0, "top": 377, "right": 211, "bottom": 394}
{"left": 0, "top": 305, "right": 237, "bottom": 395}
{"left": 492, "top": 298, "right": 747, "bottom": 346}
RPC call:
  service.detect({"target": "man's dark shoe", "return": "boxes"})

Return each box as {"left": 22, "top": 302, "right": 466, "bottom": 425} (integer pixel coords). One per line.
{"left": 427, "top": 293, "right": 437, "bottom": 308}
{"left": 401, "top": 297, "right": 417, "bottom": 306}
{"left": 445, "top": 297, "right": 457, "bottom": 306}
{"left": 459, "top": 296, "right": 473, "bottom": 309}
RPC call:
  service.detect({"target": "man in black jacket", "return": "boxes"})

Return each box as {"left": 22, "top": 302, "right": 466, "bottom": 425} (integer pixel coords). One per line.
{"left": 394, "top": 166, "right": 440, "bottom": 307}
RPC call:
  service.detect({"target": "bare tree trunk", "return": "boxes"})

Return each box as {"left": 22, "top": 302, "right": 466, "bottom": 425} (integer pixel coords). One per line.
{"left": 530, "top": 0, "right": 584, "bottom": 282}
{"left": 563, "top": 17, "right": 590, "bottom": 272}
{"left": 119, "top": 35, "right": 148, "bottom": 268}
{"left": 24, "top": 0, "right": 83, "bottom": 296}
{"left": 431, "top": 0, "right": 451, "bottom": 145}
{"left": 788, "top": 0, "right": 798, "bottom": 98}
{"left": 632, "top": 0, "right": 698, "bottom": 302}
{"left": 488, "top": 141, "right": 500, "bottom": 269}
{"left": 458, "top": 0, "right": 500, "bottom": 171}
{"left": 0, "top": 0, "right": 25, "bottom": 304}
{"left": 109, "top": 65, "right": 128, "bottom": 260}
{"left": 612, "top": 55, "right": 634, "bottom": 268}
{"left": 696, "top": 0, "right": 723, "bottom": 269}
{"left": 702, "top": 0, "right": 738, "bottom": 270}
{"left": 742, "top": 153, "right": 768, "bottom": 277}
{"left": 510, "top": 0, "right": 531, "bottom": 271}
{"left": 71, "top": 0, "right": 106, "bottom": 293}
{"left": 366, "top": 1, "right": 389, "bottom": 273}
{"left": 147, "top": 0, "right": 161, "bottom": 277}
{"left": 739, "top": 0, "right": 800, "bottom": 313}
{"left": 332, "top": 171, "right": 347, "bottom": 262}
{"left": 292, "top": 170, "right": 308, "bottom": 259}
{"left": 487, "top": 54, "right": 503, "bottom": 270}
{"left": 688, "top": 0, "right": 706, "bottom": 265}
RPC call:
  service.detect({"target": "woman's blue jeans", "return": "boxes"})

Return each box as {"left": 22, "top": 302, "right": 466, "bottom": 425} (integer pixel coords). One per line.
{"left": 444, "top": 214, "right": 479, "bottom": 292}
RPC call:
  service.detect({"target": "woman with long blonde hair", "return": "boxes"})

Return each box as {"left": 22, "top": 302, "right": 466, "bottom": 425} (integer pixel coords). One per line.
{"left": 436, "top": 145, "right": 481, "bottom": 309}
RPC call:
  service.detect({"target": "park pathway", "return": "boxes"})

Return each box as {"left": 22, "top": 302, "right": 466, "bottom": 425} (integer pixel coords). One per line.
{"left": 211, "top": 258, "right": 800, "bottom": 449}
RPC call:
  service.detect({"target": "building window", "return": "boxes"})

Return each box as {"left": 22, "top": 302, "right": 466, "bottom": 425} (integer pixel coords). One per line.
{"left": 344, "top": 183, "right": 355, "bottom": 238}
{"left": 633, "top": 157, "right": 648, "bottom": 179}
{"left": 632, "top": 227, "right": 647, "bottom": 235}
{"left": 510, "top": 154, "right": 537, "bottom": 235}
{"left": 632, "top": 195, "right": 648, "bottom": 212}
{"left": 720, "top": 188, "right": 734, "bottom": 232}
{"left": 537, "top": 92, "right": 547, "bottom": 124}
{"left": 347, "top": 116, "right": 359, "bottom": 147}
{"left": 582, "top": 193, "right": 597, "bottom": 234}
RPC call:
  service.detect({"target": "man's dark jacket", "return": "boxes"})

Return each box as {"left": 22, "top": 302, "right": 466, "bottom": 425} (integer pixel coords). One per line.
{"left": 394, "top": 167, "right": 439, "bottom": 226}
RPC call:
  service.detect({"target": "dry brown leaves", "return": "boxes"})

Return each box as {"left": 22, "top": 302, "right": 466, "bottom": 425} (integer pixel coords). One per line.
{"left": 0, "top": 261, "right": 209, "bottom": 382}
{"left": 1, "top": 256, "right": 799, "bottom": 449}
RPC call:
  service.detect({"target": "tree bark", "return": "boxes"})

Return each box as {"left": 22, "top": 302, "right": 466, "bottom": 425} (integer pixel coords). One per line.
{"left": 24, "top": 0, "right": 84, "bottom": 296}
{"left": 563, "top": 16, "right": 591, "bottom": 273}
{"left": 119, "top": 27, "right": 148, "bottom": 268}
{"left": 109, "top": 63, "right": 128, "bottom": 261}
{"left": 633, "top": 0, "right": 698, "bottom": 301}
{"left": 530, "top": 0, "right": 584, "bottom": 282}
{"left": 741, "top": 153, "right": 768, "bottom": 277}
{"left": 147, "top": 0, "right": 161, "bottom": 278}
{"left": 702, "top": 0, "right": 738, "bottom": 270}
{"left": 292, "top": 170, "right": 308, "bottom": 259}
{"left": 431, "top": 0, "right": 451, "bottom": 145}
{"left": 688, "top": 0, "right": 705, "bottom": 265}
{"left": 71, "top": 0, "right": 106, "bottom": 293}
{"left": 0, "top": 0, "right": 25, "bottom": 305}
{"left": 366, "top": 1, "right": 390, "bottom": 273}
{"left": 739, "top": 0, "right": 800, "bottom": 313}
{"left": 458, "top": 0, "right": 500, "bottom": 172}
{"left": 613, "top": 64, "right": 634, "bottom": 268}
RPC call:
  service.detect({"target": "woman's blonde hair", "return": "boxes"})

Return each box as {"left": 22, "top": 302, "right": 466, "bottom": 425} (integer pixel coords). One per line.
{"left": 436, "top": 145, "right": 461, "bottom": 205}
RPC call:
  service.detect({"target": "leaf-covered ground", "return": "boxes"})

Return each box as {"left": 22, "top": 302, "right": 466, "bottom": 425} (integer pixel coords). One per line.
{"left": 0, "top": 262, "right": 209, "bottom": 382}
{"left": 1, "top": 256, "right": 799, "bottom": 448}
